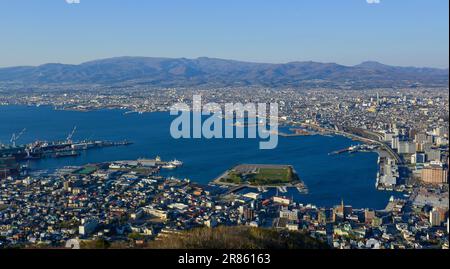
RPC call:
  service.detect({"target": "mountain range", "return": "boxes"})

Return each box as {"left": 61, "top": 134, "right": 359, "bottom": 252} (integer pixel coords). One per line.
{"left": 0, "top": 57, "right": 448, "bottom": 89}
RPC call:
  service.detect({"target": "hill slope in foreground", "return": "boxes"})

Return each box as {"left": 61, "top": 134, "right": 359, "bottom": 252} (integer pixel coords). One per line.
{"left": 145, "top": 226, "right": 329, "bottom": 249}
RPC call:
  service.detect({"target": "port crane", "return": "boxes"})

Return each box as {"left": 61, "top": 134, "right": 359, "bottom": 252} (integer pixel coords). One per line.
{"left": 66, "top": 126, "right": 77, "bottom": 143}
{"left": 10, "top": 128, "right": 26, "bottom": 147}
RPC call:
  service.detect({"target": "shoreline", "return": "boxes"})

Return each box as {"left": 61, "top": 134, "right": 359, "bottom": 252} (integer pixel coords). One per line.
{"left": 1, "top": 104, "right": 400, "bottom": 206}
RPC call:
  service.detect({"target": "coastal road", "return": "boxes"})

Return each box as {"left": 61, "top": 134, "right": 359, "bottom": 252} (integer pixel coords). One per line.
{"left": 299, "top": 123, "right": 403, "bottom": 164}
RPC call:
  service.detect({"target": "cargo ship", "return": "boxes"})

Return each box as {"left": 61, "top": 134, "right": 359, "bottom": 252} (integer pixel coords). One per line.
{"left": 1, "top": 128, "right": 133, "bottom": 171}
{"left": 55, "top": 151, "right": 80, "bottom": 158}
{"left": 1, "top": 139, "right": 132, "bottom": 161}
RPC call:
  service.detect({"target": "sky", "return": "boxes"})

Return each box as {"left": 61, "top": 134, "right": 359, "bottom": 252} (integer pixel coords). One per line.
{"left": 0, "top": 0, "right": 448, "bottom": 68}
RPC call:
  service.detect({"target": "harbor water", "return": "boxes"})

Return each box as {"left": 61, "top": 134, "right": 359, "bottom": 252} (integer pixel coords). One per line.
{"left": 0, "top": 105, "right": 398, "bottom": 209}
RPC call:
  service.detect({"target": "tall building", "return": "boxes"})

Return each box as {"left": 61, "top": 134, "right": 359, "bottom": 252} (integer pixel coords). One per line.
{"left": 391, "top": 136, "right": 400, "bottom": 150}
{"left": 383, "top": 132, "right": 395, "bottom": 143}
{"left": 430, "top": 208, "right": 442, "bottom": 227}
{"left": 378, "top": 157, "right": 399, "bottom": 188}
{"left": 426, "top": 148, "right": 441, "bottom": 162}
{"left": 421, "top": 165, "right": 448, "bottom": 185}
{"left": 398, "top": 141, "right": 416, "bottom": 154}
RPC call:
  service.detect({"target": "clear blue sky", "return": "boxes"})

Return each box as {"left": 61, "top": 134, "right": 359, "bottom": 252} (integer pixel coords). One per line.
{"left": 0, "top": 0, "right": 448, "bottom": 68}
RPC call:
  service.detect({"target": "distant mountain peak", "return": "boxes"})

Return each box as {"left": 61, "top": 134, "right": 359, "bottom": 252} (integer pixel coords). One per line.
{"left": 357, "top": 61, "right": 389, "bottom": 68}
{"left": 0, "top": 57, "right": 447, "bottom": 89}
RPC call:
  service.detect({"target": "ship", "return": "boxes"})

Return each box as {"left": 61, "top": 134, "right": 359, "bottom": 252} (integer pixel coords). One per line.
{"left": 161, "top": 163, "right": 176, "bottom": 169}
{"left": 55, "top": 151, "right": 80, "bottom": 158}
{"left": 296, "top": 186, "right": 309, "bottom": 194}
{"left": 2, "top": 127, "right": 132, "bottom": 162}
{"left": 170, "top": 159, "right": 183, "bottom": 167}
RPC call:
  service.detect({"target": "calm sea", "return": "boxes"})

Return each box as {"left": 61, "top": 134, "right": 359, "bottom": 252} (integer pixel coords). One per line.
{"left": 0, "top": 105, "right": 397, "bottom": 209}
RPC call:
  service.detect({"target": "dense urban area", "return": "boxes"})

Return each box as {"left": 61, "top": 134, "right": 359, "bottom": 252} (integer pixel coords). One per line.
{"left": 0, "top": 86, "right": 449, "bottom": 249}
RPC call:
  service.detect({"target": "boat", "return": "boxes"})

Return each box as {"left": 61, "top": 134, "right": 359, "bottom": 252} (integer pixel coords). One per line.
{"left": 257, "top": 187, "right": 268, "bottom": 193}
{"left": 296, "top": 186, "right": 308, "bottom": 194}
{"left": 55, "top": 151, "right": 80, "bottom": 158}
{"left": 161, "top": 163, "right": 176, "bottom": 169}
{"left": 170, "top": 159, "right": 183, "bottom": 166}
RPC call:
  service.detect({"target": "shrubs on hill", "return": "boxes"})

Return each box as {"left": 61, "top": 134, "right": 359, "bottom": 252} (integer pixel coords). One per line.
{"left": 146, "top": 226, "right": 329, "bottom": 249}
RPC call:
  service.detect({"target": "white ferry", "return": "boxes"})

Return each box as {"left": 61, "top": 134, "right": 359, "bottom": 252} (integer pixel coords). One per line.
{"left": 170, "top": 159, "right": 183, "bottom": 167}
{"left": 162, "top": 163, "right": 176, "bottom": 169}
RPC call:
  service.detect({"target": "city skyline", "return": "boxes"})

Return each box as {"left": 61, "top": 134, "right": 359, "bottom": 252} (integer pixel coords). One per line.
{"left": 0, "top": 0, "right": 448, "bottom": 68}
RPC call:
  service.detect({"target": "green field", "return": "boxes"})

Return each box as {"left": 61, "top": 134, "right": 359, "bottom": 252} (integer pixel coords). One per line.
{"left": 221, "top": 165, "right": 295, "bottom": 186}
{"left": 223, "top": 172, "right": 243, "bottom": 184}
{"left": 249, "top": 168, "right": 292, "bottom": 185}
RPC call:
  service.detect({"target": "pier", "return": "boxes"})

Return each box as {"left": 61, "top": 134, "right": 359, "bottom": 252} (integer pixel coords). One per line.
{"left": 1, "top": 139, "right": 133, "bottom": 162}
{"left": 300, "top": 123, "right": 402, "bottom": 164}
{"left": 329, "top": 144, "right": 379, "bottom": 155}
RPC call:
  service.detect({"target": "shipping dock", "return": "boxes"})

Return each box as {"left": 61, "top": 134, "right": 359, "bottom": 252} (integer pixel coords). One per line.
{"left": 0, "top": 127, "right": 133, "bottom": 162}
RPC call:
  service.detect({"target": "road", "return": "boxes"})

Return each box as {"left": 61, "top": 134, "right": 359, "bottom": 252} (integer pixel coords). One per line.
{"left": 299, "top": 123, "right": 403, "bottom": 164}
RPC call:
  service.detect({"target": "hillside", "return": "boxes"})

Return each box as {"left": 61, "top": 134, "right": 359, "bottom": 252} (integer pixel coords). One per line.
{"left": 0, "top": 57, "right": 447, "bottom": 89}
{"left": 145, "top": 226, "right": 330, "bottom": 249}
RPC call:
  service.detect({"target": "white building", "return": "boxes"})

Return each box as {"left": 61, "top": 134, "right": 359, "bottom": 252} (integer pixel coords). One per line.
{"left": 398, "top": 141, "right": 416, "bottom": 154}
{"left": 383, "top": 132, "right": 395, "bottom": 143}
{"left": 280, "top": 209, "right": 299, "bottom": 221}
{"left": 243, "top": 192, "right": 261, "bottom": 200}
{"left": 273, "top": 196, "right": 291, "bottom": 205}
